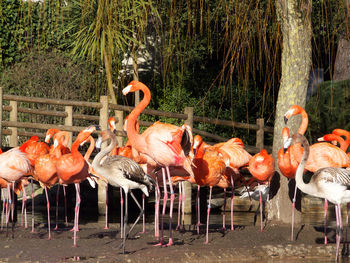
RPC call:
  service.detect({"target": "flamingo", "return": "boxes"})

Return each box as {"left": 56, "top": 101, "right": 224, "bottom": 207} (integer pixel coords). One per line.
{"left": 0, "top": 147, "right": 31, "bottom": 237}
{"left": 19, "top": 135, "right": 50, "bottom": 232}
{"left": 44, "top": 129, "right": 70, "bottom": 229}
{"left": 92, "top": 129, "right": 155, "bottom": 254}
{"left": 240, "top": 183, "right": 270, "bottom": 229}
{"left": 33, "top": 131, "right": 70, "bottom": 238}
{"left": 55, "top": 125, "right": 101, "bottom": 247}
{"left": 246, "top": 149, "right": 275, "bottom": 231}
{"left": 332, "top": 129, "right": 350, "bottom": 151}
{"left": 192, "top": 138, "right": 226, "bottom": 243}
{"left": 122, "top": 80, "right": 194, "bottom": 247}
{"left": 318, "top": 134, "right": 348, "bottom": 152}
{"left": 284, "top": 133, "right": 350, "bottom": 261}
{"left": 193, "top": 135, "right": 251, "bottom": 232}
{"left": 284, "top": 105, "right": 350, "bottom": 242}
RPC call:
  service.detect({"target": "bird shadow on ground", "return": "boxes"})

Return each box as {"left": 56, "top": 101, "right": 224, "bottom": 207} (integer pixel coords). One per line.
{"left": 86, "top": 230, "right": 119, "bottom": 239}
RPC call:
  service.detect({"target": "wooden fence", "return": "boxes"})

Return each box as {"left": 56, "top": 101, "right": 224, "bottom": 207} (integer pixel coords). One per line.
{"left": 0, "top": 88, "right": 274, "bottom": 217}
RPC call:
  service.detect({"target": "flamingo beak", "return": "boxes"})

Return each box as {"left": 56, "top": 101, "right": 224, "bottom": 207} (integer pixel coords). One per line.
{"left": 284, "top": 116, "right": 288, "bottom": 125}
{"left": 283, "top": 137, "right": 292, "bottom": 153}
{"left": 95, "top": 136, "right": 103, "bottom": 150}
{"left": 122, "top": 85, "right": 132, "bottom": 95}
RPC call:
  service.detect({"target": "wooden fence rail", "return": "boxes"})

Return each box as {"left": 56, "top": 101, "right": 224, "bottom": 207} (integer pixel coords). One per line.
{"left": 0, "top": 88, "right": 274, "bottom": 217}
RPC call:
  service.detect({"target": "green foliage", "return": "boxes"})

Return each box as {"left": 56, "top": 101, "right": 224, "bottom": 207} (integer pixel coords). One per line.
{"left": 0, "top": 0, "right": 21, "bottom": 68}
{"left": 0, "top": 51, "right": 100, "bottom": 100}
{"left": 306, "top": 79, "right": 350, "bottom": 142}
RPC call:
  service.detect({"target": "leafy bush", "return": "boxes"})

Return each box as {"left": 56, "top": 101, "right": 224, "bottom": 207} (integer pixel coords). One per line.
{"left": 306, "top": 79, "right": 350, "bottom": 143}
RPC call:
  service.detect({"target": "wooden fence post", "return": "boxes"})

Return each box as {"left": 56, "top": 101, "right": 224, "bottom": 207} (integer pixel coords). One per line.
{"left": 98, "top": 96, "right": 109, "bottom": 215}
{"left": 115, "top": 110, "right": 124, "bottom": 147}
{"left": 184, "top": 107, "right": 194, "bottom": 222}
{"left": 0, "top": 87, "right": 2, "bottom": 148}
{"left": 64, "top": 106, "right": 73, "bottom": 147}
{"left": 256, "top": 118, "right": 264, "bottom": 151}
{"left": 9, "top": 100, "right": 18, "bottom": 147}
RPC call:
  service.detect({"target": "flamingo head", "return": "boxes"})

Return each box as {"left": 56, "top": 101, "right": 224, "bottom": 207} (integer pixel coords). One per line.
{"left": 108, "top": 117, "right": 117, "bottom": 133}
{"left": 284, "top": 105, "right": 304, "bottom": 124}
{"left": 192, "top": 135, "right": 203, "bottom": 155}
{"left": 45, "top": 128, "right": 60, "bottom": 143}
{"left": 123, "top": 80, "right": 146, "bottom": 95}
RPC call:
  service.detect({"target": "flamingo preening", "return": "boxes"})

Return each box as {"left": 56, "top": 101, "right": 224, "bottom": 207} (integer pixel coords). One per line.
{"left": 284, "top": 133, "right": 350, "bottom": 261}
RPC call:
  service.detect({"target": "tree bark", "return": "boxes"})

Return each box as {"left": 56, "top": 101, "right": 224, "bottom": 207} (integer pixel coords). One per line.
{"left": 103, "top": 49, "right": 117, "bottom": 105}
{"left": 269, "top": 0, "right": 312, "bottom": 223}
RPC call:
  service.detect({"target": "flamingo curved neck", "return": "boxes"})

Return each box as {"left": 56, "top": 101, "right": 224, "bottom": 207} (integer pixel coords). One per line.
{"left": 298, "top": 110, "right": 308, "bottom": 135}
{"left": 126, "top": 84, "right": 151, "bottom": 152}
{"left": 92, "top": 132, "right": 116, "bottom": 171}
{"left": 84, "top": 136, "right": 95, "bottom": 161}
{"left": 294, "top": 135, "right": 314, "bottom": 195}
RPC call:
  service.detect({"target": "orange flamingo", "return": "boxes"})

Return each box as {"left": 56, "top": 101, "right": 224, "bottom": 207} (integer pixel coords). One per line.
{"left": 123, "top": 80, "right": 194, "bottom": 247}
{"left": 34, "top": 131, "right": 70, "bottom": 238}
{"left": 247, "top": 149, "right": 275, "bottom": 231}
{"left": 44, "top": 129, "right": 70, "bottom": 229}
{"left": 214, "top": 137, "right": 251, "bottom": 231}
{"left": 56, "top": 125, "right": 100, "bottom": 247}
{"left": 192, "top": 136, "right": 226, "bottom": 244}
{"left": 318, "top": 133, "right": 348, "bottom": 152}
{"left": 332, "top": 129, "right": 350, "bottom": 151}
{"left": 19, "top": 135, "right": 50, "bottom": 232}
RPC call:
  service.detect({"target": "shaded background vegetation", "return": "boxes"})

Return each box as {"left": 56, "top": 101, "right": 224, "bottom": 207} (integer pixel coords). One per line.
{"left": 0, "top": 0, "right": 349, "bottom": 146}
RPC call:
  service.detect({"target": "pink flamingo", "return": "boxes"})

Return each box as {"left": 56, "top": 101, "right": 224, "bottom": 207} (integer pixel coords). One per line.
{"left": 122, "top": 80, "right": 194, "bottom": 247}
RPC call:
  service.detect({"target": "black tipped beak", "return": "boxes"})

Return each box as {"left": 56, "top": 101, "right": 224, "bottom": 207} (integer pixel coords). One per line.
{"left": 283, "top": 146, "right": 288, "bottom": 154}
{"left": 284, "top": 116, "right": 288, "bottom": 125}
{"left": 113, "top": 129, "right": 117, "bottom": 135}
{"left": 193, "top": 148, "right": 197, "bottom": 156}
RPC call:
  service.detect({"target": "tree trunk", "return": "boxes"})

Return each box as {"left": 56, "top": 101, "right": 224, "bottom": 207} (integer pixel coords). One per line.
{"left": 103, "top": 49, "right": 117, "bottom": 105}
{"left": 269, "top": 0, "right": 312, "bottom": 223}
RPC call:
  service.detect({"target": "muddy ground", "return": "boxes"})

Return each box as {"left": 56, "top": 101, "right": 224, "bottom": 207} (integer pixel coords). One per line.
{"left": 0, "top": 183, "right": 348, "bottom": 263}
{"left": 0, "top": 214, "right": 347, "bottom": 263}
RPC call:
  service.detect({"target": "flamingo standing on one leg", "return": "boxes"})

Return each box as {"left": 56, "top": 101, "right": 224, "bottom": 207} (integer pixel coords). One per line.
{"left": 122, "top": 81, "right": 194, "bottom": 247}
{"left": 284, "top": 133, "right": 350, "bottom": 261}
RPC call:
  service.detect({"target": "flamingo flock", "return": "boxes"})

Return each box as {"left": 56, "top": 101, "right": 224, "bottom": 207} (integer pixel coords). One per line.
{"left": 0, "top": 80, "right": 349, "bottom": 260}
